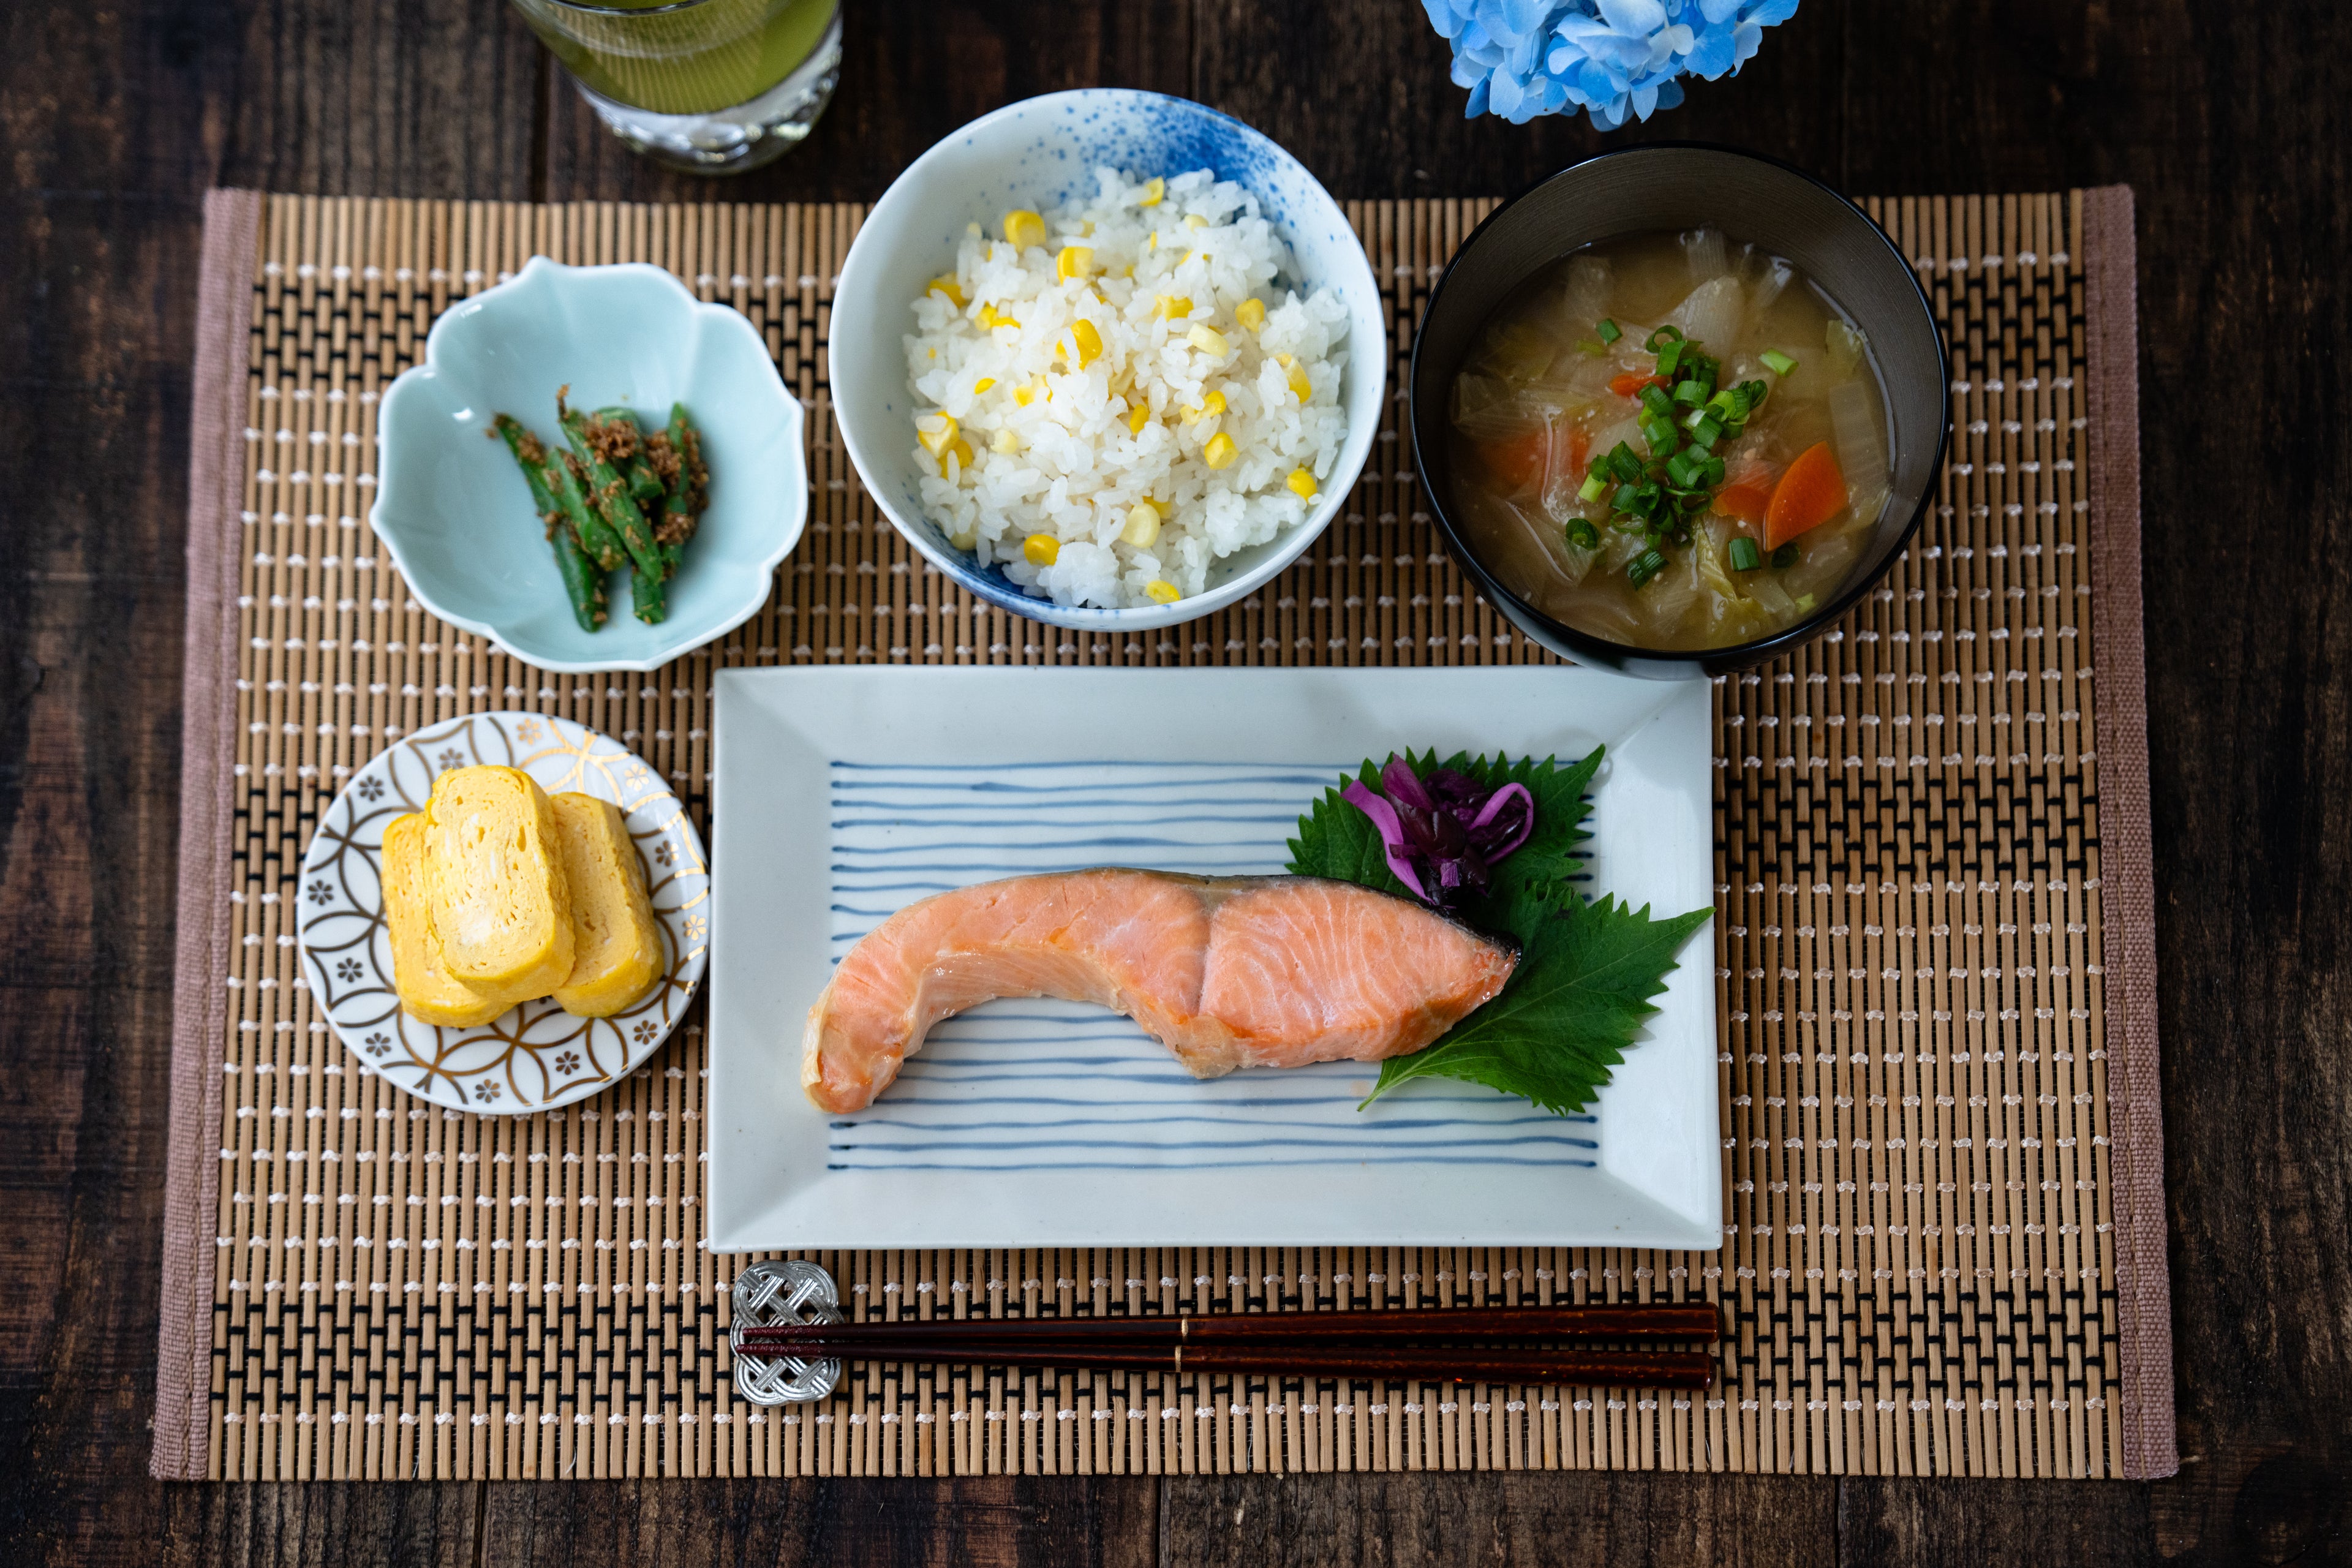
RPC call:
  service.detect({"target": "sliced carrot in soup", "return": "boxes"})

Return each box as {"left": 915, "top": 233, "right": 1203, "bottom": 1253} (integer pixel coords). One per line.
{"left": 1565, "top": 423, "right": 1591, "bottom": 480}
{"left": 1713, "top": 460, "right": 1779, "bottom": 525}
{"left": 1480, "top": 424, "right": 1551, "bottom": 491}
{"left": 1609, "top": 372, "right": 1668, "bottom": 399}
{"left": 1763, "top": 441, "right": 1849, "bottom": 549}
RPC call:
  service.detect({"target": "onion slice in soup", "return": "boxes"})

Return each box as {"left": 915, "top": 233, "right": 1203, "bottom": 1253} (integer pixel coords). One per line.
{"left": 1667, "top": 276, "right": 1746, "bottom": 356}
{"left": 1830, "top": 379, "right": 1890, "bottom": 527}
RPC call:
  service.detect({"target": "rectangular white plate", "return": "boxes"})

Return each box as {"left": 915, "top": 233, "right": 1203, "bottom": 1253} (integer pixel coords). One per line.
{"left": 707, "top": 666, "right": 1719, "bottom": 1251}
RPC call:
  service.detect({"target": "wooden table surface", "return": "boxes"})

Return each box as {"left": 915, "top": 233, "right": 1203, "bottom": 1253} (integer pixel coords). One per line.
{"left": 4, "top": 1, "right": 2346, "bottom": 1562}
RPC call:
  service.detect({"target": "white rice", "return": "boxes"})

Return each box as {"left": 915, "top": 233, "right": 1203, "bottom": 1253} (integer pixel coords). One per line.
{"left": 905, "top": 167, "right": 1349, "bottom": 609}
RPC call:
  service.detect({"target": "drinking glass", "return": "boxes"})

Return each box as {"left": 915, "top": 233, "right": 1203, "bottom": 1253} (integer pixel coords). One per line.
{"left": 510, "top": 0, "right": 843, "bottom": 175}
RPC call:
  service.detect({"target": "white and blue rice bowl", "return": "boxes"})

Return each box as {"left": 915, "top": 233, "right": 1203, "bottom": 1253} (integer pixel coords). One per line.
{"left": 829, "top": 89, "right": 1386, "bottom": 631}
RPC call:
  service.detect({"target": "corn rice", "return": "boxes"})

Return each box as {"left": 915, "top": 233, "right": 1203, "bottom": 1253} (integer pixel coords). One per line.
{"left": 907, "top": 167, "right": 1348, "bottom": 609}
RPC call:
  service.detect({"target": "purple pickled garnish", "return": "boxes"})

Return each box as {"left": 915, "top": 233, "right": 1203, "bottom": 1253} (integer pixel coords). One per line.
{"left": 1340, "top": 778, "right": 1428, "bottom": 900}
{"left": 1380, "top": 755, "right": 1437, "bottom": 813}
{"left": 1341, "top": 755, "right": 1538, "bottom": 907}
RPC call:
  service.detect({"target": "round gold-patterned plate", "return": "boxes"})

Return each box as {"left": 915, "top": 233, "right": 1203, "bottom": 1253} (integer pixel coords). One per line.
{"left": 296, "top": 711, "right": 708, "bottom": 1114}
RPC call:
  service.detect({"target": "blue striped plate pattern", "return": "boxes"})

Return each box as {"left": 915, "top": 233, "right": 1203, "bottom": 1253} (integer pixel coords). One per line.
{"left": 820, "top": 760, "right": 1598, "bottom": 1174}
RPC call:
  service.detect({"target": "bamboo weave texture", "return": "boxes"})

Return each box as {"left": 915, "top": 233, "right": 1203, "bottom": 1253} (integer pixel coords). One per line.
{"left": 192, "top": 190, "right": 2143, "bottom": 1480}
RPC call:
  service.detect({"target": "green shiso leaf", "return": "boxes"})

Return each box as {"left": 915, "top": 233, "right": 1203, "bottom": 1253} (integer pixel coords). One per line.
{"left": 1362, "top": 886, "right": 1712, "bottom": 1116}
{"left": 1283, "top": 755, "right": 1419, "bottom": 900}
{"left": 1285, "top": 747, "right": 1710, "bottom": 1118}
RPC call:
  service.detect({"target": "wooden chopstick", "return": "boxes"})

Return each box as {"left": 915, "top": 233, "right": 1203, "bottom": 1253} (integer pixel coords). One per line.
{"left": 737, "top": 1303, "right": 1720, "bottom": 1352}
{"left": 739, "top": 1340, "right": 1716, "bottom": 1389}
{"left": 735, "top": 1305, "right": 1722, "bottom": 1388}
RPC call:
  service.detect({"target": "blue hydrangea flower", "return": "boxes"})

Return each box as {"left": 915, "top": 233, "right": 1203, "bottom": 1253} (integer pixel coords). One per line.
{"left": 1423, "top": 0, "right": 1800, "bottom": 129}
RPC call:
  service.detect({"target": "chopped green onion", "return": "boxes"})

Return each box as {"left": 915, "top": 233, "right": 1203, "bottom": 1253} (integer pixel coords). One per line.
{"left": 1665, "top": 451, "right": 1701, "bottom": 488}
{"left": 1577, "top": 472, "right": 1608, "bottom": 503}
{"left": 1795, "top": 593, "right": 1817, "bottom": 612}
{"left": 1689, "top": 414, "right": 1725, "bottom": 450}
{"left": 1639, "top": 383, "right": 1674, "bottom": 418}
{"left": 1627, "top": 548, "right": 1666, "bottom": 588}
{"left": 1702, "top": 454, "right": 1726, "bottom": 486}
{"left": 1577, "top": 337, "right": 1606, "bottom": 356}
{"left": 1762, "top": 350, "right": 1798, "bottom": 376}
{"left": 1608, "top": 443, "right": 1643, "bottom": 483}
{"left": 1641, "top": 418, "right": 1680, "bottom": 458}
{"left": 1656, "top": 340, "right": 1685, "bottom": 376}
{"left": 1643, "top": 325, "right": 1684, "bottom": 352}
{"left": 1568, "top": 518, "right": 1599, "bottom": 549}
{"left": 1672, "top": 379, "right": 1706, "bottom": 407}
{"left": 1611, "top": 482, "right": 1642, "bottom": 513}
{"left": 1596, "top": 318, "right": 1622, "bottom": 345}
{"left": 1771, "top": 542, "right": 1800, "bottom": 569}
{"left": 1728, "top": 535, "right": 1762, "bottom": 571}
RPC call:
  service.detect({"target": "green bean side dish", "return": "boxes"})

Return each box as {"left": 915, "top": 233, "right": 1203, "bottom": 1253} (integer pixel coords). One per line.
{"left": 490, "top": 387, "right": 710, "bottom": 631}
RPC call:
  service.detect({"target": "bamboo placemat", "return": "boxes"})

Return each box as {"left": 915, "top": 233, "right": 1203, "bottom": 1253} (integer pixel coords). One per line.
{"left": 153, "top": 186, "right": 2173, "bottom": 1482}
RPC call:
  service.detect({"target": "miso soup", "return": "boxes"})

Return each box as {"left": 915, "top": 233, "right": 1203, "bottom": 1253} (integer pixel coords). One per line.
{"left": 1446, "top": 229, "right": 1894, "bottom": 650}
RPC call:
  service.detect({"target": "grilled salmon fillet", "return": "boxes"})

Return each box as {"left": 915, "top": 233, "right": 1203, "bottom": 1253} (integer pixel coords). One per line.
{"left": 802, "top": 869, "right": 1517, "bottom": 1112}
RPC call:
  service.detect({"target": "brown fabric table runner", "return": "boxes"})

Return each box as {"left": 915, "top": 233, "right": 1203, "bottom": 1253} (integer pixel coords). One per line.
{"left": 153, "top": 187, "right": 2173, "bottom": 1481}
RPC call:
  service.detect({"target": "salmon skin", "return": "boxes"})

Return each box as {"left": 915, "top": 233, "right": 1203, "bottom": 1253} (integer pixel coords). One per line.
{"left": 802, "top": 869, "right": 1519, "bottom": 1113}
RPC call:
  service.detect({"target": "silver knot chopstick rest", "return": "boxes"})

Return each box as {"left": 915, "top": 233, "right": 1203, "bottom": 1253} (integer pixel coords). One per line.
{"left": 729, "top": 1259, "right": 843, "bottom": 1405}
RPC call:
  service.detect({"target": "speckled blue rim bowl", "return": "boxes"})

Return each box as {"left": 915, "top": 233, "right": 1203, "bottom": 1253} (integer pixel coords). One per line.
{"left": 829, "top": 89, "right": 1387, "bottom": 631}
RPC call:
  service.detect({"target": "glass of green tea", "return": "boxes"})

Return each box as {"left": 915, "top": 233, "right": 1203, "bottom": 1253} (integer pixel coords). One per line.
{"left": 510, "top": 0, "right": 842, "bottom": 175}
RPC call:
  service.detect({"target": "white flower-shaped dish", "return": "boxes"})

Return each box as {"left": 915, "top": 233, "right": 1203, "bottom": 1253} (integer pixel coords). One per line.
{"left": 296, "top": 712, "right": 709, "bottom": 1114}
{"left": 373, "top": 257, "right": 806, "bottom": 673}
{"left": 829, "top": 89, "right": 1387, "bottom": 631}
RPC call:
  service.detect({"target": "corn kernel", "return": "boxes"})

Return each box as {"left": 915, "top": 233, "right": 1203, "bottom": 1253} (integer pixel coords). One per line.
{"left": 1121, "top": 502, "right": 1162, "bottom": 547}
{"left": 1002, "top": 209, "right": 1047, "bottom": 249}
{"left": 1154, "top": 294, "right": 1193, "bottom": 320}
{"left": 1149, "top": 232, "right": 1159, "bottom": 251}
{"left": 1187, "top": 324, "right": 1230, "bottom": 357}
{"left": 1277, "top": 353, "right": 1311, "bottom": 402}
{"left": 1202, "top": 432, "right": 1238, "bottom": 469}
{"left": 1056, "top": 245, "right": 1095, "bottom": 281}
{"left": 978, "top": 304, "right": 1020, "bottom": 330}
{"left": 949, "top": 525, "right": 978, "bottom": 549}
{"left": 1185, "top": 213, "right": 1209, "bottom": 229}
{"left": 1235, "top": 297, "right": 1266, "bottom": 332}
{"left": 1287, "top": 467, "right": 1319, "bottom": 500}
{"left": 1139, "top": 177, "right": 1165, "bottom": 207}
{"left": 1022, "top": 533, "right": 1060, "bottom": 566}
{"left": 927, "top": 275, "right": 967, "bottom": 306}
{"left": 1127, "top": 401, "right": 1150, "bottom": 434}
{"left": 991, "top": 428, "right": 1022, "bottom": 454}
{"left": 1146, "top": 579, "right": 1182, "bottom": 605}
{"left": 1179, "top": 390, "right": 1227, "bottom": 424}
{"left": 915, "top": 412, "right": 957, "bottom": 458}
{"left": 941, "top": 437, "right": 975, "bottom": 476}
{"left": 1061, "top": 320, "right": 1103, "bottom": 369}
{"left": 972, "top": 377, "right": 997, "bottom": 394}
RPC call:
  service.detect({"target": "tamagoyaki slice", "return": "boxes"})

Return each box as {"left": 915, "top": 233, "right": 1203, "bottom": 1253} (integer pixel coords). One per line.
{"left": 380, "top": 813, "right": 507, "bottom": 1028}
{"left": 548, "top": 792, "right": 666, "bottom": 1017}
{"left": 423, "top": 764, "right": 575, "bottom": 1007}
